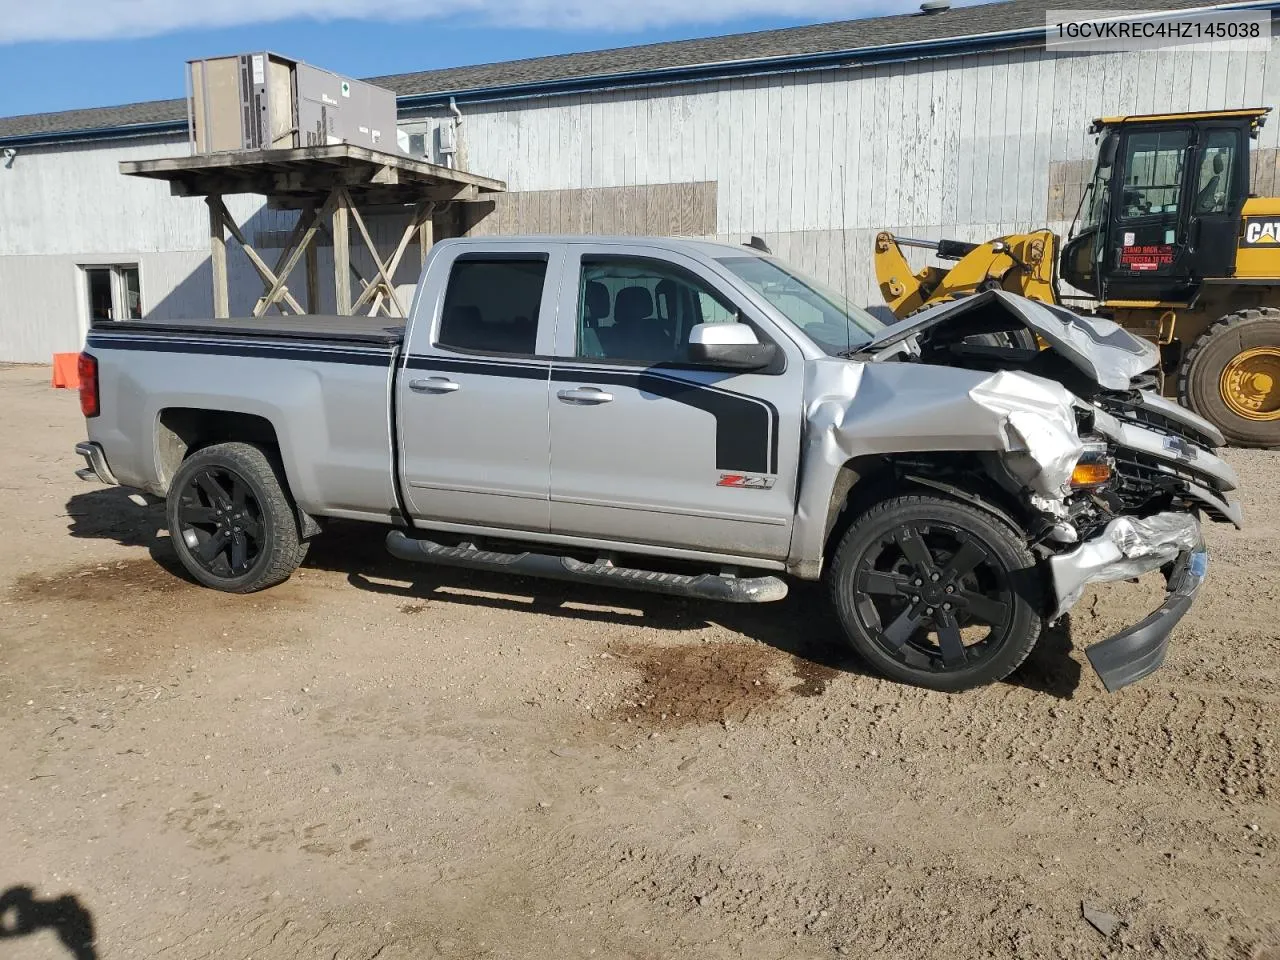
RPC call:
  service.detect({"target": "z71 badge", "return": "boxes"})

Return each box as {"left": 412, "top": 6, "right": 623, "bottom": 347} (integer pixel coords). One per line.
{"left": 1242, "top": 217, "right": 1280, "bottom": 246}
{"left": 717, "top": 473, "right": 776, "bottom": 489}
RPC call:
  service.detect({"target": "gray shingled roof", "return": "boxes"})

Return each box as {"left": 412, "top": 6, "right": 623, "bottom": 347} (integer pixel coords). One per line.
{"left": 0, "top": 0, "right": 1246, "bottom": 142}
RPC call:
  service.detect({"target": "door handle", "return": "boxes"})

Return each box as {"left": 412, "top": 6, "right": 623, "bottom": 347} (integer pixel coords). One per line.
{"left": 557, "top": 386, "right": 614, "bottom": 405}
{"left": 409, "top": 377, "right": 460, "bottom": 394}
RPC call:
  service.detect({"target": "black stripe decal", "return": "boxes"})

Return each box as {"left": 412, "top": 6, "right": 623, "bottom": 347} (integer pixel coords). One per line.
{"left": 550, "top": 366, "right": 777, "bottom": 475}
{"left": 403, "top": 353, "right": 777, "bottom": 475}
{"left": 87, "top": 337, "right": 777, "bottom": 476}
{"left": 86, "top": 335, "right": 393, "bottom": 367}
{"left": 404, "top": 354, "right": 550, "bottom": 380}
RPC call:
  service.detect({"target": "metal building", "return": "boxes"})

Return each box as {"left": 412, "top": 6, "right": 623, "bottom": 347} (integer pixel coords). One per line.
{"left": 0, "top": 0, "right": 1276, "bottom": 362}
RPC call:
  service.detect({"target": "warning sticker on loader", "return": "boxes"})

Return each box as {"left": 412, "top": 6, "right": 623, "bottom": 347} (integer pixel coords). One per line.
{"left": 1242, "top": 217, "right": 1280, "bottom": 245}
{"left": 1119, "top": 244, "right": 1174, "bottom": 271}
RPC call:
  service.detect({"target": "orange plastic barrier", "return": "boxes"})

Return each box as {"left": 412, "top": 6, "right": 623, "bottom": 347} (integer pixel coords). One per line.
{"left": 51, "top": 352, "right": 80, "bottom": 390}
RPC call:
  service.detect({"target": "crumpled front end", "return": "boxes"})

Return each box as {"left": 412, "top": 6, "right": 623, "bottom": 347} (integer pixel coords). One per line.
{"left": 1048, "top": 512, "right": 1202, "bottom": 619}
{"left": 1049, "top": 513, "right": 1207, "bottom": 692}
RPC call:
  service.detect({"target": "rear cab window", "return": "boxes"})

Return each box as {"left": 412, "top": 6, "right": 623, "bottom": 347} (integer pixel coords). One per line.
{"left": 436, "top": 257, "right": 548, "bottom": 356}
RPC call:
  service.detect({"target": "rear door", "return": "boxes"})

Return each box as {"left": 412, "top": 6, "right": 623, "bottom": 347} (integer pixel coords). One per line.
{"left": 397, "top": 242, "right": 564, "bottom": 533}
{"left": 546, "top": 244, "right": 802, "bottom": 561}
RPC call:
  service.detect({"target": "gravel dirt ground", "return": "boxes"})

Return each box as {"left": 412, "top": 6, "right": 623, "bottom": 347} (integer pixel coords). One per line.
{"left": 0, "top": 362, "right": 1276, "bottom": 960}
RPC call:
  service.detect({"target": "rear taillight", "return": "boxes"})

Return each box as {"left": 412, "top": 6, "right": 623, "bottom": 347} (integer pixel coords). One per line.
{"left": 78, "top": 352, "right": 99, "bottom": 418}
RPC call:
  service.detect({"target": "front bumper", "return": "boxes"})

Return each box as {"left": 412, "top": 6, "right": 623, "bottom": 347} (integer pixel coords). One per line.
{"left": 1048, "top": 512, "right": 1205, "bottom": 693}
{"left": 74, "top": 441, "right": 117, "bottom": 485}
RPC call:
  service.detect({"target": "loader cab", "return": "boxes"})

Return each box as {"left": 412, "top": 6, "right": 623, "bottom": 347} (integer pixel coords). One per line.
{"left": 1061, "top": 109, "right": 1267, "bottom": 303}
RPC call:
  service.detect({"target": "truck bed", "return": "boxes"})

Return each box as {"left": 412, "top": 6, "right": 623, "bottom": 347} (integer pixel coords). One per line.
{"left": 91, "top": 316, "right": 405, "bottom": 346}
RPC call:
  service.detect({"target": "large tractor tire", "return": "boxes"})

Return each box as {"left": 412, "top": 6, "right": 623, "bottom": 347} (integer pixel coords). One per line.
{"left": 1178, "top": 308, "right": 1280, "bottom": 448}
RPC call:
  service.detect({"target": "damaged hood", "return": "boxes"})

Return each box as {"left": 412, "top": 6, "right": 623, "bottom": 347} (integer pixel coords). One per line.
{"left": 862, "top": 290, "right": 1160, "bottom": 391}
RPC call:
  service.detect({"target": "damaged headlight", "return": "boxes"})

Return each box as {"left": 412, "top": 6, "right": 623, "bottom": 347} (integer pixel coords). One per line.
{"left": 1069, "top": 438, "right": 1114, "bottom": 490}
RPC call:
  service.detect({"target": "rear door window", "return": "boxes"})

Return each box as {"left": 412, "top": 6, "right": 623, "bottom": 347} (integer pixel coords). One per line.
{"left": 437, "top": 258, "right": 547, "bottom": 355}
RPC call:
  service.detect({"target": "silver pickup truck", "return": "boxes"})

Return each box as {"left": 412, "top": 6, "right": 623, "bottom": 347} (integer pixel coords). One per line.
{"left": 75, "top": 236, "right": 1240, "bottom": 693}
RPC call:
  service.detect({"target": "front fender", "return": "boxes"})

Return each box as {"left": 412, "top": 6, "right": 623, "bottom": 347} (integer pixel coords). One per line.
{"left": 787, "top": 359, "right": 1081, "bottom": 577}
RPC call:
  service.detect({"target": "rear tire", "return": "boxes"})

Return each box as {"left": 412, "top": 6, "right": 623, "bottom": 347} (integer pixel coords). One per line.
{"left": 165, "top": 442, "right": 306, "bottom": 593}
{"left": 1178, "top": 309, "right": 1280, "bottom": 448}
{"left": 828, "top": 495, "right": 1043, "bottom": 692}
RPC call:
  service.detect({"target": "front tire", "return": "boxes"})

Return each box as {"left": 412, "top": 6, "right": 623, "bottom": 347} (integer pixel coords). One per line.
{"left": 166, "top": 442, "right": 306, "bottom": 593}
{"left": 1178, "top": 308, "right": 1280, "bottom": 448}
{"left": 828, "top": 495, "right": 1043, "bottom": 692}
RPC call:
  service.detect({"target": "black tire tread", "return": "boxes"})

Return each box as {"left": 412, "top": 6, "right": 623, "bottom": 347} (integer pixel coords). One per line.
{"left": 1177, "top": 307, "right": 1280, "bottom": 449}
{"left": 827, "top": 494, "right": 1042, "bottom": 692}
{"left": 166, "top": 441, "right": 306, "bottom": 593}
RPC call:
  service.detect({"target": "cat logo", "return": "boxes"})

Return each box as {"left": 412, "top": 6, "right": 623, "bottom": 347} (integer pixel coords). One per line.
{"left": 1243, "top": 217, "right": 1280, "bottom": 246}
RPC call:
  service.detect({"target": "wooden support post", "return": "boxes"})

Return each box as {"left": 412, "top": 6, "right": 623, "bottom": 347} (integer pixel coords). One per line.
{"left": 343, "top": 188, "right": 409, "bottom": 318}
{"left": 304, "top": 209, "right": 320, "bottom": 315}
{"left": 332, "top": 190, "right": 351, "bottom": 315}
{"left": 419, "top": 203, "right": 436, "bottom": 268}
{"left": 207, "top": 196, "right": 307, "bottom": 316}
{"left": 207, "top": 196, "right": 229, "bottom": 318}
{"left": 255, "top": 195, "right": 335, "bottom": 318}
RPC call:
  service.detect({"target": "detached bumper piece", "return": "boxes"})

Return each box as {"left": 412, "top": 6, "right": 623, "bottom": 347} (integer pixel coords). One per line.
{"left": 74, "top": 441, "right": 117, "bottom": 485}
{"left": 1084, "top": 548, "right": 1207, "bottom": 693}
{"left": 385, "top": 530, "right": 788, "bottom": 603}
{"left": 1048, "top": 512, "right": 1206, "bottom": 693}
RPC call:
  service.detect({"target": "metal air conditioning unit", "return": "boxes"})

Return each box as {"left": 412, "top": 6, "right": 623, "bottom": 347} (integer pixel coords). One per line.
{"left": 187, "top": 52, "right": 399, "bottom": 154}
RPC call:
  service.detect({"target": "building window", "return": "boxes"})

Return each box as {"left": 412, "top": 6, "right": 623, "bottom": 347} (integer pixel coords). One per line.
{"left": 83, "top": 264, "right": 142, "bottom": 321}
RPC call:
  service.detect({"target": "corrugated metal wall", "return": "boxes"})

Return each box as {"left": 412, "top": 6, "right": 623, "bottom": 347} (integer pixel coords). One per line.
{"left": 2, "top": 39, "right": 1279, "bottom": 361}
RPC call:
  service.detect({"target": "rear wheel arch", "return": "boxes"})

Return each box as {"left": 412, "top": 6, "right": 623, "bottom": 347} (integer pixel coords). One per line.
{"left": 156, "top": 408, "right": 320, "bottom": 537}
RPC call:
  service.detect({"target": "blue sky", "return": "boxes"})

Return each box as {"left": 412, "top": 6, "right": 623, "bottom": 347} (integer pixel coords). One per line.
{"left": 0, "top": 1, "right": 938, "bottom": 119}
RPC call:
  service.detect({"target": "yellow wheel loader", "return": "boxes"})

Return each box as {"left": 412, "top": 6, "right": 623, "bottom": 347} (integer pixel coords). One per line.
{"left": 875, "top": 108, "right": 1280, "bottom": 447}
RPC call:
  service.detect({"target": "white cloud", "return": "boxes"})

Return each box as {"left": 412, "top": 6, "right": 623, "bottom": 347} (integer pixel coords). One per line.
{"left": 0, "top": 0, "right": 914, "bottom": 44}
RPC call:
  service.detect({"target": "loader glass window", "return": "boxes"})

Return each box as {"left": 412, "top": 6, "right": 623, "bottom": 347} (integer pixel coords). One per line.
{"left": 1081, "top": 142, "right": 1115, "bottom": 232}
{"left": 1194, "top": 131, "right": 1238, "bottom": 214}
{"left": 437, "top": 258, "right": 546, "bottom": 355}
{"left": 718, "top": 256, "right": 882, "bottom": 355}
{"left": 1118, "top": 130, "right": 1190, "bottom": 221}
{"left": 576, "top": 257, "right": 742, "bottom": 365}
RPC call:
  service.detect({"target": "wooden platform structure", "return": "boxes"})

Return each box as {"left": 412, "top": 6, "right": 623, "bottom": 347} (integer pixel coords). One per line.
{"left": 121, "top": 144, "right": 506, "bottom": 319}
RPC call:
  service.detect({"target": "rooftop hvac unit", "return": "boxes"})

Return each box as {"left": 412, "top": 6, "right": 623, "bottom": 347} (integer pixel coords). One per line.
{"left": 187, "top": 52, "right": 399, "bottom": 155}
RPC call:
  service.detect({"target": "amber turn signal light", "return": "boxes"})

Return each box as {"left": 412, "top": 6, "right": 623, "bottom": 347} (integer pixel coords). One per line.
{"left": 1070, "top": 461, "right": 1112, "bottom": 488}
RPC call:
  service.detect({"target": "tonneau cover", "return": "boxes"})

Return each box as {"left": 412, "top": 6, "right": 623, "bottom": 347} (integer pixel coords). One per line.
{"left": 91, "top": 315, "right": 405, "bottom": 346}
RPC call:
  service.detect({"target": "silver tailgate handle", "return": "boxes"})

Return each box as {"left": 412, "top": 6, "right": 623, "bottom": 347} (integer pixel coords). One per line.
{"left": 409, "top": 377, "right": 460, "bottom": 394}
{"left": 557, "top": 386, "right": 614, "bottom": 405}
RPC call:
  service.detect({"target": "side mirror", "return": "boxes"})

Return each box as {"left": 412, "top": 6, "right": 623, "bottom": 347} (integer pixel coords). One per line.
{"left": 688, "top": 322, "right": 778, "bottom": 370}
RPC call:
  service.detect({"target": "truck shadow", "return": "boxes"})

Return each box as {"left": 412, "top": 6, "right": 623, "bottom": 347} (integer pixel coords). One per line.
{"left": 59, "top": 492, "right": 1083, "bottom": 699}
{"left": 312, "top": 522, "right": 1084, "bottom": 700}
{"left": 0, "top": 886, "right": 97, "bottom": 959}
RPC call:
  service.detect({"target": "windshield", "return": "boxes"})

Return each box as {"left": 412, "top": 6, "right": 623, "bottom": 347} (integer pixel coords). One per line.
{"left": 717, "top": 256, "right": 883, "bottom": 355}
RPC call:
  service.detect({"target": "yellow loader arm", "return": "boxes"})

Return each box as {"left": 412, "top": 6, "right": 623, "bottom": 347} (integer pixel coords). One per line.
{"left": 874, "top": 230, "right": 1060, "bottom": 319}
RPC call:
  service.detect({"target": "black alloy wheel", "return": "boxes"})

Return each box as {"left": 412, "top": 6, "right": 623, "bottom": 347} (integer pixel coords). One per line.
{"left": 165, "top": 441, "right": 307, "bottom": 593}
{"left": 829, "top": 495, "right": 1042, "bottom": 691}
{"left": 175, "top": 465, "right": 265, "bottom": 578}
{"left": 852, "top": 521, "right": 1014, "bottom": 673}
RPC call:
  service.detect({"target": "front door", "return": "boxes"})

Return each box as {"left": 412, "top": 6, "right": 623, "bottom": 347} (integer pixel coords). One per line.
{"left": 547, "top": 247, "right": 800, "bottom": 561}
{"left": 1104, "top": 126, "right": 1192, "bottom": 300}
{"left": 397, "top": 246, "right": 561, "bottom": 533}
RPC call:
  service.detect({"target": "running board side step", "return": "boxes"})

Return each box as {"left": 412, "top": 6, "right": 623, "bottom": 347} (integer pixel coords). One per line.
{"left": 385, "top": 531, "right": 788, "bottom": 603}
